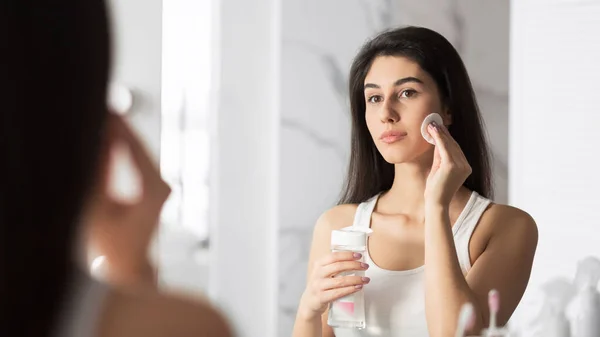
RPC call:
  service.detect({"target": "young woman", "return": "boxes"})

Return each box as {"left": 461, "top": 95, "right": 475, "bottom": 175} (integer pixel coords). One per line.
{"left": 292, "top": 26, "right": 538, "bottom": 337}
{"left": 0, "top": 1, "right": 231, "bottom": 337}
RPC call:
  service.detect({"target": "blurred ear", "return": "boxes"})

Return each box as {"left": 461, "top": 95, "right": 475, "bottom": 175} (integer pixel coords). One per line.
{"left": 441, "top": 107, "right": 452, "bottom": 126}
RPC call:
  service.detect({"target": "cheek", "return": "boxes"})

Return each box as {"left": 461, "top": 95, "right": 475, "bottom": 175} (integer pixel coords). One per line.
{"left": 403, "top": 103, "right": 438, "bottom": 130}
{"left": 408, "top": 93, "right": 440, "bottom": 113}
{"left": 398, "top": 113, "right": 427, "bottom": 138}
{"left": 364, "top": 111, "right": 379, "bottom": 137}
{"left": 366, "top": 119, "right": 386, "bottom": 143}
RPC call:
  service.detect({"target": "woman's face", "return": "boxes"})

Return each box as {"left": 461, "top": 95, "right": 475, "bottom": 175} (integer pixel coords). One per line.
{"left": 364, "top": 56, "right": 447, "bottom": 164}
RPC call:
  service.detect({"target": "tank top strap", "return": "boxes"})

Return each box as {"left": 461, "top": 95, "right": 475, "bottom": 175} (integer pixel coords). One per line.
{"left": 352, "top": 194, "right": 380, "bottom": 229}
{"left": 453, "top": 192, "right": 492, "bottom": 274}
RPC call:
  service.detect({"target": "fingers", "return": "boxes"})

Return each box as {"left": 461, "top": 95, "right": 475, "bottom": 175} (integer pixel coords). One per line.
{"left": 428, "top": 123, "right": 451, "bottom": 162}
{"left": 318, "top": 260, "right": 369, "bottom": 279}
{"left": 432, "top": 143, "right": 442, "bottom": 170}
{"left": 316, "top": 285, "right": 365, "bottom": 306}
{"left": 315, "top": 251, "right": 367, "bottom": 278}
{"left": 438, "top": 124, "right": 465, "bottom": 159}
{"left": 109, "top": 114, "right": 171, "bottom": 198}
{"left": 303, "top": 253, "right": 370, "bottom": 315}
{"left": 317, "top": 251, "right": 363, "bottom": 267}
{"left": 428, "top": 123, "right": 470, "bottom": 169}
{"left": 320, "top": 275, "right": 370, "bottom": 291}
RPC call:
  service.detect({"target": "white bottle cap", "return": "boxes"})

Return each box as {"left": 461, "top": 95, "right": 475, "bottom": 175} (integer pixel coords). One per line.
{"left": 331, "top": 227, "right": 372, "bottom": 247}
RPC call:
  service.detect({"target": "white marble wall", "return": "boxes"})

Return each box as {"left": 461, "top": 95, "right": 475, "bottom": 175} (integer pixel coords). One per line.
{"left": 278, "top": 0, "right": 509, "bottom": 335}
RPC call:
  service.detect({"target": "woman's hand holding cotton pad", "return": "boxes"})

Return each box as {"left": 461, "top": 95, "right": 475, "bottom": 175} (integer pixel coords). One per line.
{"left": 421, "top": 113, "right": 444, "bottom": 145}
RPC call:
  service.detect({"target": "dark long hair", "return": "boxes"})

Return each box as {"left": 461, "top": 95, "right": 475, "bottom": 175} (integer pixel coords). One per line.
{"left": 0, "top": 1, "right": 110, "bottom": 336}
{"left": 339, "top": 26, "right": 492, "bottom": 204}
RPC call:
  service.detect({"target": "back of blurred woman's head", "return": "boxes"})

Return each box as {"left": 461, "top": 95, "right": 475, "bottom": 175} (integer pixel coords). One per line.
{"left": 0, "top": 1, "right": 111, "bottom": 336}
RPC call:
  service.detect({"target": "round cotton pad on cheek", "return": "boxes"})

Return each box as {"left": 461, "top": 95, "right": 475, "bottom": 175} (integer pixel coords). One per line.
{"left": 420, "top": 113, "right": 444, "bottom": 145}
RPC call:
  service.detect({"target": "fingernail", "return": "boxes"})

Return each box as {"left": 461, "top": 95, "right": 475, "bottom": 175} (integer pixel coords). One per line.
{"left": 353, "top": 253, "right": 362, "bottom": 259}
{"left": 362, "top": 277, "right": 371, "bottom": 283}
{"left": 361, "top": 263, "right": 369, "bottom": 269}
{"left": 355, "top": 284, "right": 363, "bottom": 289}
{"left": 430, "top": 121, "right": 439, "bottom": 130}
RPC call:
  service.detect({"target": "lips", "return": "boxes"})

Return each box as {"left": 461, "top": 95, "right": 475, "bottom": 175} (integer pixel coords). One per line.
{"left": 380, "top": 130, "right": 407, "bottom": 144}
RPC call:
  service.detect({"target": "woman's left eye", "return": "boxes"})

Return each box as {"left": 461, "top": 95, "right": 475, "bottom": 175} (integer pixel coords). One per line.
{"left": 399, "top": 89, "right": 417, "bottom": 98}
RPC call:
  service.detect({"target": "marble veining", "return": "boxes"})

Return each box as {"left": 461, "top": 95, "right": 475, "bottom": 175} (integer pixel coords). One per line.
{"left": 277, "top": 1, "right": 509, "bottom": 334}
{"left": 281, "top": 117, "right": 347, "bottom": 162}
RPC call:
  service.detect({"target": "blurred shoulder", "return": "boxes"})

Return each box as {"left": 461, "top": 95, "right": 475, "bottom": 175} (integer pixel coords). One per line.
{"left": 100, "top": 287, "right": 233, "bottom": 337}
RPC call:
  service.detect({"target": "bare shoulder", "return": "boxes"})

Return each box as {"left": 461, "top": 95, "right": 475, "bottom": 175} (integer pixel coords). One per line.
{"left": 481, "top": 203, "right": 538, "bottom": 246}
{"left": 314, "top": 203, "right": 359, "bottom": 233}
{"left": 100, "top": 288, "right": 233, "bottom": 337}
{"left": 308, "top": 204, "right": 360, "bottom": 263}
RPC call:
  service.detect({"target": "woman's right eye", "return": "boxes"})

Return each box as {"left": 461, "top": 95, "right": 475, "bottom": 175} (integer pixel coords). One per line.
{"left": 367, "top": 95, "right": 383, "bottom": 104}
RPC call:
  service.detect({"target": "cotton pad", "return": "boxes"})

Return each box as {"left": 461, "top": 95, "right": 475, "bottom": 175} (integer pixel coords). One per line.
{"left": 420, "top": 113, "right": 443, "bottom": 145}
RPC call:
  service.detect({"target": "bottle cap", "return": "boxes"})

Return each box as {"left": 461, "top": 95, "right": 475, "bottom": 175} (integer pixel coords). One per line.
{"left": 331, "top": 226, "right": 372, "bottom": 247}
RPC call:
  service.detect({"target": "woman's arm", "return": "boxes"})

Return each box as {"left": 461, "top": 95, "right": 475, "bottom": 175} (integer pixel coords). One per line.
{"left": 293, "top": 212, "right": 336, "bottom": 337}
{"left": 423, "top": 122, "right": 538, "bottom": 336}
{"left": 293, "top": 309, "right": 332, "bottom": 337}
{"left": 85, "top": 115, "right": 168, "bottom": 290}
{"left": 424, "top": 203, "right": 537, "bottom": 336}
{"left": 424, "top": 203, "right": 478, "bottom": 336}
{"left": 293, "top": 206, "right": 367, "bottom": 337}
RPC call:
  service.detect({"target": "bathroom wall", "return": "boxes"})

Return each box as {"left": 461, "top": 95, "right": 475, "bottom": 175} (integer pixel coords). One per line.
{"left": 109, "top": 0, "right": 510, "bottom": 334}
{"left": 278, "top": 0, "right": 509, "bottom": 334}
{"left": 107, "top": 0, "right": 510, "bottom": 334}
{"left": 509, "top": 0, "right": 600, "bottom": 329}
{"left": 108, "top": 0, "right": 162, "bottom": 155}
{"left": 157, "top": 0, "right": 213, "bottom": 295}
{"left": 208, "top": 0, "right": 280, "bottom": 335}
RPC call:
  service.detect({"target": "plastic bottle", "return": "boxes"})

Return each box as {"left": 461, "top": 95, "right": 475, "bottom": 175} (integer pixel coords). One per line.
{"left": 568, "top": 257, "right": 600, "bottom": 337}
{"left": 534, "top": 278, "right": 575, "bottom": 337}
{"left": 327, "top": 226, "right": 372, "bottom": 329}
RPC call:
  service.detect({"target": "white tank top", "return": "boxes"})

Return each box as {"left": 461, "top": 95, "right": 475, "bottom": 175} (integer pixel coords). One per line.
{"left": 333, "top": 191, "right": 491, "bottom": 337}
{"left": 54, "top": 270, "right": 109, "bottom": 337}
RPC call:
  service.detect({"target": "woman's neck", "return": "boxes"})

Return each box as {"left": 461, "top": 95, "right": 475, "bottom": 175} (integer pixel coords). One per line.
{"left": 378, "top": 149, "right": 472, "bottom": 218}
{"left": 380, "top": 155, "right": 431, "bottom": 216}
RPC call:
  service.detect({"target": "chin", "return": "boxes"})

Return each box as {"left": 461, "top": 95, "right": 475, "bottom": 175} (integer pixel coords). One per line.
{"left": 380, "top": 151, "right": 415, "bottom": 164}
{"left": 379, "top": 145, "right": 432, "bottom": 164}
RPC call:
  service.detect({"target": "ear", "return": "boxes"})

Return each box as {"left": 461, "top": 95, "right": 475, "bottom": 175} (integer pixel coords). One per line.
{"left": 441, "top": 107, "right": 452, "bottom": 126}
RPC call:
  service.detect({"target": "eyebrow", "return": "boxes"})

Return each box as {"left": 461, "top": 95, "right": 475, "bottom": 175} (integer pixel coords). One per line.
{"left": 364, "top": 76, "right": 424, "bottom": 90}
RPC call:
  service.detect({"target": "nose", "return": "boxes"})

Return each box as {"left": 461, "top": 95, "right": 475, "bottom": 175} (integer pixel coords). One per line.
{"left": 379, "top": 99, "right": 399, "bottom": 123}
